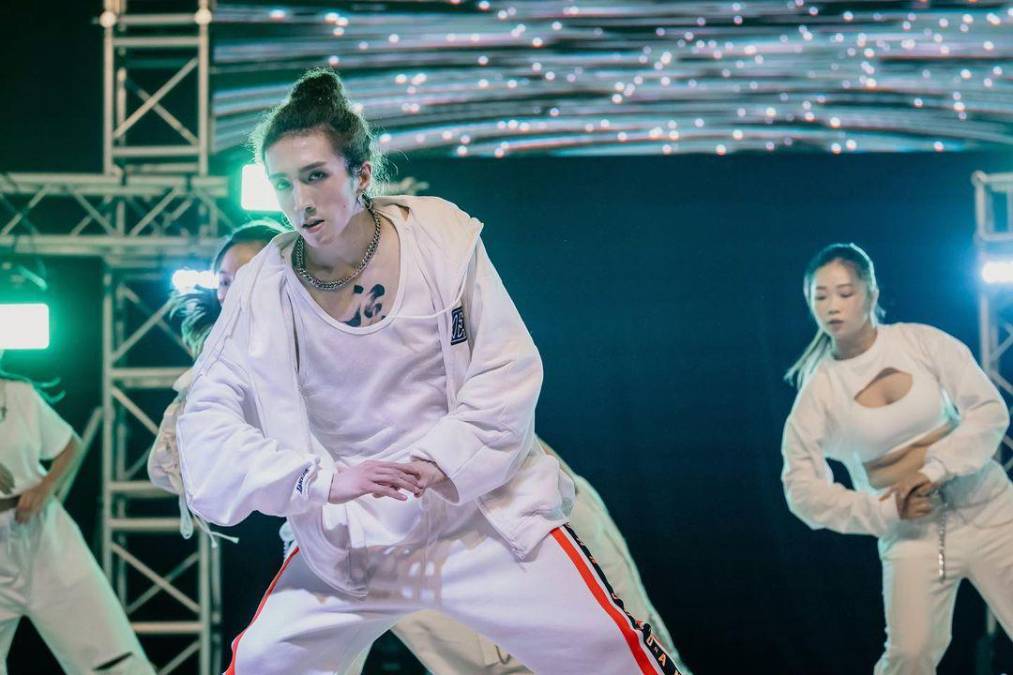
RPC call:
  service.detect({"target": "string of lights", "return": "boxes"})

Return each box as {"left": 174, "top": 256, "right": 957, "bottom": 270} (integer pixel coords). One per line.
{"left": 211, "top": 0, "right": 1013, "bottom": 156}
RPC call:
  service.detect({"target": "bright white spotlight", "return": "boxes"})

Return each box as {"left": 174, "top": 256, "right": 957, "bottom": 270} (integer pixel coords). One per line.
{"left": 981, "top": 260, "right": 1013, "bottom": 285}
{"left": 241, "top": 164, "right": 282, "bottom": 212}
{"left": 0, "top": 304, "right": 50, "bottom": 349}
{"left": 172, "top": 269, "right": 218, "bottom": 293}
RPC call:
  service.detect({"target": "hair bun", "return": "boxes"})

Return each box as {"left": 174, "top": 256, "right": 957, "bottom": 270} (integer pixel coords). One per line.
{"left": 289, "top": 69, "right": 346, "bottom": 107}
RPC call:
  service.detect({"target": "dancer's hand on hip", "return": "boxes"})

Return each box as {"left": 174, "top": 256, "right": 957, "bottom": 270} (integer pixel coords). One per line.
{"left": 880, "top": 471, "right": 938, "bottom": 520}
{"left": 897, "top": 493, "right": 935, "bottom": 520}
{"left": 328, "top": 460, "right": 424, "bottom": 504}
{"left": 15, "top": 482, "right": 53, "bottom": 524}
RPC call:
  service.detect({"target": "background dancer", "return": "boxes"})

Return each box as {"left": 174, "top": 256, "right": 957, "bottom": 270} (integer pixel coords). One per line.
{"left": 0, "top": 359, "right": 153, "bottom": 674}
{"left": 782, "top": 243, "right": 1013, "bottom": 674}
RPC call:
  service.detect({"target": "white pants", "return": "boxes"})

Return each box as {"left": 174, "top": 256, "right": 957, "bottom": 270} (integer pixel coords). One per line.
{"left": 371, "top": 474, "right": 690, "bottom": 674}
{"left": 874, "top": 497, "right": 1013, "bottom": 675}
{"left": 0, "top": 501, "right": 152, "bottom": 675}
{"left": 228, "top": 506, "right": 679, "bottom": 675}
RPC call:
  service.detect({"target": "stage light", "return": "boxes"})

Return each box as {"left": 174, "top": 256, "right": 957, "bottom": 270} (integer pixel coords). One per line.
{"left": 240, "top": 164, "right": 281, "bottom": 212}
{"left": 0, "top": 259, "right": 49, "bottom": 350}
{"left": 171, "top": 269, "right": 217, "bottom": 293}
{"left": 0, "top": 304, "right": 49, "bottom": 350}
{"left": 980, "top": 260, "right": 1013, "bottom": 285}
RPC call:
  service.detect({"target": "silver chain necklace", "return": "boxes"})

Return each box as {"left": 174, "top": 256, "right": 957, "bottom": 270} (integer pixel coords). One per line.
{"left": 292, "top": 196, "right": 382, "bottom": 292}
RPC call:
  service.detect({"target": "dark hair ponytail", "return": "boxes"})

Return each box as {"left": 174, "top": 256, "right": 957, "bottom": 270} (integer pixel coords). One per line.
{"left": 785, "top": 242, "right": 884, "bottom": 388}
{"left": 171, "top": 219, "right": 289, "bottom": 357}
{"left": 251, "top": 68, "right": 387, "bottom": 192}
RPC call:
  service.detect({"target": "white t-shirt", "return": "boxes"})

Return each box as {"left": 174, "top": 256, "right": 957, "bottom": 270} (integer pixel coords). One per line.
{"left": 0, "top": 380, "right": 73, "bottom": 495}
{"left": 285, "top": 217, "right": 453, "bottom": 548}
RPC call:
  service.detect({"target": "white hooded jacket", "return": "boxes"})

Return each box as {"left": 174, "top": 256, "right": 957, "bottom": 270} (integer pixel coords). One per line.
{"left": 177, "top": 196, "right": 575, "bottom": 595}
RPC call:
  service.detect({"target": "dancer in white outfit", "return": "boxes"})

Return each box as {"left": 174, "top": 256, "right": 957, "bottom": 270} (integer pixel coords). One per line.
{"left": 0, "top": 363, "right": 153, "bottom": 674}
{"left": 175, "top": 69, "right": 680, "bottom": 675}
{"left": 151, "top": 220, "right": 689, "bottom": 674}
{"left": 781, "top": 243, "right": 1013, "bottom": 675}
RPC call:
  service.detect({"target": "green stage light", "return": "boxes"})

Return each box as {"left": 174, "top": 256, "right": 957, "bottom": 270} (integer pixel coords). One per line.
{"left": 0, "top": 303, "right": 50, "bottom": 350}
{"left": 240, "top": 164, "right": 281, "bottom": 212}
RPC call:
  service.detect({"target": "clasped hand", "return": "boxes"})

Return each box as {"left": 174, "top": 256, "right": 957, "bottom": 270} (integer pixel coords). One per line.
{"left": 0, "top": 463, "right": 52, "bottom": 524}
{"left": 14, "top": 481, "right": 54, "bottom": 524}
{"left": 879, "top": 471, "right": 939, "bottom": 520}
{"left": 327, "top": 458, "right": 448, "bottom": 504}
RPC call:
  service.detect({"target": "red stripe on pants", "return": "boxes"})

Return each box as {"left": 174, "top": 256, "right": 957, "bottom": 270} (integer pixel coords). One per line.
{"left": 550, "top": 528, "right": 659, "bottom": 675}
{"left": 225, "top": 547, "right": 300, "bottom": 675}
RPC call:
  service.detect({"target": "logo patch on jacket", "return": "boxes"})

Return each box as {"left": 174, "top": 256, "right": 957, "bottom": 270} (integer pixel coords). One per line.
{"left": 450, "top": 306, "right": 468, "bottom": 345}
{"left": 295, "top": 467, "right": 310, "bottom": 495}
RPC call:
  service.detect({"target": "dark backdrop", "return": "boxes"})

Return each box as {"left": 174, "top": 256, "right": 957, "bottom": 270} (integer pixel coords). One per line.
{"left": 2, "top": 3, "right": 1012, "bottom": 673}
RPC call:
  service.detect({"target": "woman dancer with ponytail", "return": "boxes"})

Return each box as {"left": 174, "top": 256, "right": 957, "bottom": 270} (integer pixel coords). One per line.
{"left": 172, "top": 69, "right": 680, "bottom": 675}
{"left": 782, "top": 243, "right": 1013, "bottom": 674}
{"left": 149, "top": 220, "right": 289, "bottom": 538}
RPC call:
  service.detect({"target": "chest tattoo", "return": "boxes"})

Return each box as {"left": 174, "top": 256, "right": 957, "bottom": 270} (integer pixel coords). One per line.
{"left": 344, "top": 284, "right": 387, "bottom": 327}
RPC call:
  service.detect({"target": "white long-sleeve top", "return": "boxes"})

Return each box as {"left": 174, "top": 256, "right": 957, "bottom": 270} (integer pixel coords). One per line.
{"left": 782, "top": 323, "right": 1013, "bottom": 537}
{"left": 176, "top": 196, "right": 575, "bottom": 595}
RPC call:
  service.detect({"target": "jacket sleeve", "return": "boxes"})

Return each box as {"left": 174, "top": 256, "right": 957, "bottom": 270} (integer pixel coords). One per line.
{"left": 908, "top": 325, "right": 1010, "bottom": 484}
{"left": 781, "top": 380, "right": 900, "bottom": 537}
{"left": 176, "top": 343, "right": 334, "bottom": 526}
{"left": 148, "top": 392, "right": 186, "bottom": 495}
{"left": 411, "top": 238, "right": 543, "bottom": 504}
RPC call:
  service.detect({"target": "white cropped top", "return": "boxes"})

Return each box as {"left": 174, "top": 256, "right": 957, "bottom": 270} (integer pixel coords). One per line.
{"left": 781, "top": 323, "right": 1010, "bottom": 537}
{"left": 820, "top": 325, "right": 953, "bottom": 464}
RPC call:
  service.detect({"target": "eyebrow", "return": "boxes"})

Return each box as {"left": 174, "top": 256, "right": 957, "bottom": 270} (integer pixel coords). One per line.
{"left": 268, "top": 161, "right": 327, "bottom": 179}
{"left": 813, "top": 283, "right": 854, "bottom": 291}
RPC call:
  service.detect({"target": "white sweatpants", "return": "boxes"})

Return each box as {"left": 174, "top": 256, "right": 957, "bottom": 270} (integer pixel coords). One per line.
{"left": 376, "top": 474, "right": 690, "bottom": 674}
{"left": 0, "top": 501, "right": 153, "bottom": 675}
{"left": 228, "top": 507, "right": 679, "bottom": 675}
{"left": 874, "top": 498, "right": 1013, "bottom": 675}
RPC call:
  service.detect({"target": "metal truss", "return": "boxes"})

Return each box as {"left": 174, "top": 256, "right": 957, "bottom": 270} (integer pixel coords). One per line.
{"left": 973, "top": 169, "right": 1013, "bottom": 477}
{"left": 0, "top": 165, "right": 233, "bottom": 673}
{"left": 101, "top": 0, "right": 212, "bottom": 176}
{"left": 0, "top": 172, "right": 232, "bottom": 261}
{"left": 971, "top": 169, "right": 1013, "bottom": 674}
{"left": 96, "top": 3, "right": 221, "bottom": 667}
{"left": 103, "top": 267, "right": 221, "bottom": 674}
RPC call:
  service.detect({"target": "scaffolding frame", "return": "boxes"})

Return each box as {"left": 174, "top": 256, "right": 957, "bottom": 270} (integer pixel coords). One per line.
{"left": 100, "top": 3, "right": 224, "bottom": 671}
{"left": 971, "top": 169, "right": 1013, "bottom": 675}
{"left": 100, "top": 0, "right": 212, "bottom": 177}
{"left": 0, "top": 170, "right": 231, "bottom": 674}
{"left": 1, "top": 2, "right": 228, "bottom": 672}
